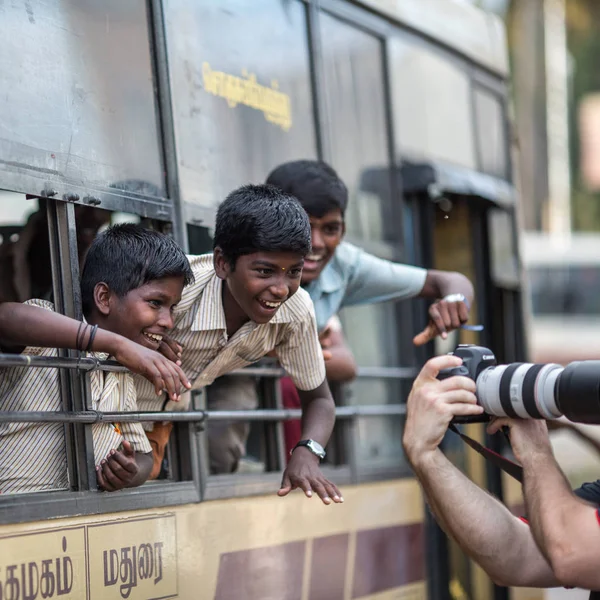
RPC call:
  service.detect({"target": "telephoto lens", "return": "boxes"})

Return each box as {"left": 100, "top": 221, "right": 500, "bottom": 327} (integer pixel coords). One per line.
{"left": 438, "top": 345, "right": 600, "bottom": 424}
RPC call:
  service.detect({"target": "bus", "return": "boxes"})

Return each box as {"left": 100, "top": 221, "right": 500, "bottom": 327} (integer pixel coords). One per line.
{"left": 0, "top": 1, "right": 527, "bottom": 599}
{"left": 522, "top": 232, "right": 600, "bottom": 365}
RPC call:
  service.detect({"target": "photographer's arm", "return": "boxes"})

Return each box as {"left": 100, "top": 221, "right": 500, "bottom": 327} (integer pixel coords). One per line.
{"left": 404, "top": 356, "right": 558, "bottom": 588}
{"left": 490, "top": 418, "right": 600, "bottom": 589}
{"left": 410, "top": 450, "right": 558, "bottom": 587}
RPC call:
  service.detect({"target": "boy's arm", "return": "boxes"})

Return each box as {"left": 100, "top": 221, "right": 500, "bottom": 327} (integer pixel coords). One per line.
{"left": 0, "top": 302, "right": 189, "bottom": 401}
{"left": 338, "top": 246, "right": 474, "bottom": 345}
{"left": 319, "top": 317, "right": 357, "bottom": 383}
{"left": 275, "top": 297, "right": 342, "bottom": 505}
{"left": 412, "top": 269, "right": 475, "bottom": 345}
{"left": 278, "top": 379, "right": 342, "bottom": 505}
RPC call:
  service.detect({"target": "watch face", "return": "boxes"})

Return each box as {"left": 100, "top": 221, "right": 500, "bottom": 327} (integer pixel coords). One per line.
{"left": 307, "top": 440, "right": 325, "bottom": 457}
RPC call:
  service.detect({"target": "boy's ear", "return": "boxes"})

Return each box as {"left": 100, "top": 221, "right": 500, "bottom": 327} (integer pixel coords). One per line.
{"left": 213, "top": 247, "right": 229, "bottom": 280}
{"left": 93, "top": 282, "right": 112, "bottom": 316}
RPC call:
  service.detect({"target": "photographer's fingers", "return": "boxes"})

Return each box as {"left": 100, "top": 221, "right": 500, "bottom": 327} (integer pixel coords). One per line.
{"left": 437, "top": 375, "right": 477, "bottom": 394}
{"left": 418, "top": 355, "right": 463, "bottom": 380}
{"left": 487, "top": 417, "right": 511, "bottom": 435}
{"left": 440, "top": 388, "right": 480, "bottom": 405}
{"left": 449, "top": 402, "right": 485, "bottom": 417}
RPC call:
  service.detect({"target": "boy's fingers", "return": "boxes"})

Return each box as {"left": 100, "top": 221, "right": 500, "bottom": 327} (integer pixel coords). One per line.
{"left": 413, "top": 323, "right": 436, "bottom": 346}
{"left": 155, "top": 361, "right": 178, "bottom": 401}
{"left": 100, "top": 463, "right": 120, "bottom": 491}
{"left": 310, "top": 480, "right": 331, "bottom": 505}
{"left": 109, "top": 449, "right": 137, "bottom": 474}
{"left": 121, "top": 440, "right": 135, "bottom": 456}
{"left": 96, "top": 466, "right": 108, "bottom": 491}
{"left": 324, "top": 480, "right": 343, "bottom": 503}
{"left": 278, "top": 474, "right": 292, "bottom": 497}
{"left": 158, "top": 340, "right": 179, "bottom": 363}
{"left": 172, "top": 362, "right": 191, "bottom": 390}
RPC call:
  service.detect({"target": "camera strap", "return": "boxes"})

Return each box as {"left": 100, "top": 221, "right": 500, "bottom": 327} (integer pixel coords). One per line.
{"left": 449, "top": 424, "right": 524, "bottom": 483}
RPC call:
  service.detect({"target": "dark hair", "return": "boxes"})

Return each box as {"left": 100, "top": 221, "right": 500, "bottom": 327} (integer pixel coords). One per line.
{"left": 81, "top": 223, "right": 194, "bottom": 316}
{"left": 214, "top": 184, "right": 311, "bottom": 267}
{"left": 266, "top": 160, "right": 348, "bottom": 218}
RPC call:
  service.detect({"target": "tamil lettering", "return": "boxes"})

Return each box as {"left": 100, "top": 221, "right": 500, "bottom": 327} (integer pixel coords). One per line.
{"left": 199, "top": 62, "right": 292, "bottom": 131}
{"left": 0, "top": 536, "right": 73, "bottom": 599}
{"left": 103, "top": 541, "right": 164, "bottom": 599}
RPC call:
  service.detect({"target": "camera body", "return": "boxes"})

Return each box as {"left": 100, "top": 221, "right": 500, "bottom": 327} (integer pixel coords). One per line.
{"left": 437, "top": 345, "right": 497, "bottom": 424}
{"left": 438, "top": 345, "right": 497, "bottom": 382}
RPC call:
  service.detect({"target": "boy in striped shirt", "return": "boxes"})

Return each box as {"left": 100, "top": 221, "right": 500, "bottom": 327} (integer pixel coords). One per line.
{"left": 0, "top": 225, "right": 193, "bottom": 494}
{"left": 137, "top": 184, "right": 343, "bottom": 505}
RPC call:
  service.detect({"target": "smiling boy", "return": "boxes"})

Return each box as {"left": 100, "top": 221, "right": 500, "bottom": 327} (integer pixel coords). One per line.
{"left": 0, "top": 224, "right": 193, "bottom": 493}
{"left": 136, "top": 184, "right": 342, "bottom": 504}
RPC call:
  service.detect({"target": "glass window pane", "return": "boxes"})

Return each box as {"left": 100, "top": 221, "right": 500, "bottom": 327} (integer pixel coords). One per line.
{"left": 165, "top": 0, "right": 317, "bottom": 211}
{"left": 388, "top": 37, "right": 477, "bottom": 170}
{"left": 474, "top": 87, "right": 508, "bottom": 179}
{"left": 320, "top": 12, "right": 393, "bottom": 245}
{"left": 320, "top": 15, "right": 411, "bottom": 470}
{"left": 0, "top": 1, "right": 166, "bottom": 198}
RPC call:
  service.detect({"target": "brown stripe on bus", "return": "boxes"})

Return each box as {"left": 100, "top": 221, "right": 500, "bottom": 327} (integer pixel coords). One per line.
{"left": 352, "top": 523, "right": 425, "bottom": 597}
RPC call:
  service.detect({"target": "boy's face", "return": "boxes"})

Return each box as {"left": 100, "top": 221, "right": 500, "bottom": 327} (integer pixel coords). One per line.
{"left": 302, "top": 208, "right": 345, "bottom": 285}
{"left": 215, "top": 250, "right": 304, "bottom": 325}
{"left": 100, "top": 276, "right": 185, "bottom": 350}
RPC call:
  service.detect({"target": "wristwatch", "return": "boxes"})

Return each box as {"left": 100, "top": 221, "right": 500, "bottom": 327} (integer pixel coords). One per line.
{"left": 291, "top": 439, "right": 326, "bottom": 460}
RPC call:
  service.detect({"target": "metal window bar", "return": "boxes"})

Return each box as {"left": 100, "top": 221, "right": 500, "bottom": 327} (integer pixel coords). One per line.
{"left": 0, "top": 354, "right": 411, "bottom": 414}
{"left": 0, "top": 352, "right": 413, "bottom": 492}
{"left": 46, "top": 199, "right": 97, "bottom": 491}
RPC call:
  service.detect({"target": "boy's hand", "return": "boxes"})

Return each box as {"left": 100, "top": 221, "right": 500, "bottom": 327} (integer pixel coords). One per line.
{"left": 278, "top": 447, "right": 343, "bottom": 505}
{"left": 413, "top": 298, "right": 470, "bottom": 346}
{"left": 113, "top": 338, "right": 191, "bottom": 401}
{"left": 157, "top": 336, "right": 183, "bottom": 366}
{"left": 96, "top": 441, "right": 139, "bottom": 492}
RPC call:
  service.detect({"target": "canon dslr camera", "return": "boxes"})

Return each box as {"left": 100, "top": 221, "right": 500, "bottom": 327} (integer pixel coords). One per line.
{"left": 438, "top": 345, "right": 600, "bottom": 424}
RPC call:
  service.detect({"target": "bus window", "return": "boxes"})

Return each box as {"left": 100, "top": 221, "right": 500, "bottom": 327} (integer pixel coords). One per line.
{"left": 0, "top": 1, "right": 166, "bottom": 205}
{"left": 474, "top": 86, "right": 508, "bottom": 180}
{"left": 164, "top": 0, "right": 317, "bottom": 212}
{"left": 388, "top": 36, "right": 477, "bottom": 171}
{"left": 319, "top": 13, "right": 412, "bottom": 475}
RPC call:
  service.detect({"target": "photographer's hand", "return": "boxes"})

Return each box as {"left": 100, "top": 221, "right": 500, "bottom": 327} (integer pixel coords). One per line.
{"left": 403, "top": 355, "right": 483, "bottom": 467}
{"left": 487, "top": 418, "right": 553, "bottom": 465}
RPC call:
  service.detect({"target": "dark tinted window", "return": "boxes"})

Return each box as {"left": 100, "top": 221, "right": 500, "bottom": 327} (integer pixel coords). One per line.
{"left": 528, "top": 265, "right": 600, "bottom": 316}
{"left": 320, "top": 14, "right": 409, "bottom": 469}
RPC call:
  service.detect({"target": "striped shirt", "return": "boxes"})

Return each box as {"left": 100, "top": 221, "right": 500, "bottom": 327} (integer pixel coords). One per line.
{"left": 0, "top": 300, "right": 151, "bottom": 494}
{"left": 136, "top": 254, "right": 326, "bottom": 411}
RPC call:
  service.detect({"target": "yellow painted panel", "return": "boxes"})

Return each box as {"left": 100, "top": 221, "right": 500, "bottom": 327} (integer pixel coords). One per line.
{"left": 0, "top": 526, "right": 87, "bottom": 599}
{"left": 0, "top": 480, "right": 425, "bottom": 600}
{"left": 87, "top": 514, "right": 177, "bottom": 600}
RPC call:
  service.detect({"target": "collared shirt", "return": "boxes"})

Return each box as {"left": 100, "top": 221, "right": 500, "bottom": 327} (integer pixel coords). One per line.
{"left": 304, "top": 241, "right": 427, "bottom": 331}
{"left": 136, "top": 254, "right": 326, "bottom": 411}
{"left": 0, "top": 300, "right": 151, "bottom": 494}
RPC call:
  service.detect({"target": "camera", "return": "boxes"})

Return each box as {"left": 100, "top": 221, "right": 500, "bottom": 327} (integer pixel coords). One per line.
{"left": 438, "top": 345, "right": 600, "bottom": 424}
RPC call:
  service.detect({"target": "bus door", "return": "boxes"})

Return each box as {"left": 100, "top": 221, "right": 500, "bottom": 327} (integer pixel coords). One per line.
{"left": 402, "top": 160, "right": 527, "bottom": 600}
